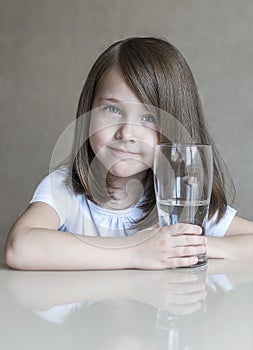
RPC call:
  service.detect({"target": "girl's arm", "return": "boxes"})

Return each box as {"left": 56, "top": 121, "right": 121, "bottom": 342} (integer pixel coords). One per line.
{"left": 207, "top": 215, "right": 253, "bottom": 261}
{"left": 225, "top": 215, "right": 253, "bottom": 235}
{"left": 5, "top": 202, "right": 135, "bottom": 270}
{"left": 5, "top": 202, "right": 206, "bottom": 271}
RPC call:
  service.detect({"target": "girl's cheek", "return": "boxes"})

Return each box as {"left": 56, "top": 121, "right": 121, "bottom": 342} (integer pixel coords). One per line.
{"left": 145, "top": 130, "right": 159, "bottom": 146}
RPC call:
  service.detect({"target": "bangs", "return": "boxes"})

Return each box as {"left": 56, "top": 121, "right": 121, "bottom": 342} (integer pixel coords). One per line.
{"left": 117, "top": 42, "right": 161, "bottom": 107}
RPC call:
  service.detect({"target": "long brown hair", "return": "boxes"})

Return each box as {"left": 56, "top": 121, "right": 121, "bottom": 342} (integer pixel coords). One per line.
{"left": 66, "top": 36, "right": 235, "bottom": 223}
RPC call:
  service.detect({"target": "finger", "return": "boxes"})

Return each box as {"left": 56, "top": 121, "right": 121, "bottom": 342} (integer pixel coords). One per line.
{"left": 172, "top": 245, "right": 206, "bottom": 257}
{"left": 166, "top": 223, "right": 202, "bottom": 236}
{"left": 172, "top": 234, "right": 207, "bottom": 247}
{"left": 167, "top": 256, "right": 199, "bottom": 269}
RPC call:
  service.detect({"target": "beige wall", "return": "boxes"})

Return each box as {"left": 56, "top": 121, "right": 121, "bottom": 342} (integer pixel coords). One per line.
{"left": 1, "top": 0, "right": 253, "bottom": 263}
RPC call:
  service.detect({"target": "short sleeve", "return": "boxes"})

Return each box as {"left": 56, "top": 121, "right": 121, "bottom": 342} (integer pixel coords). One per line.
{"left": 30, "top": 169, "right": 73, "bottom": 227}
{"left": 205, "top": 206, "right": 237, "bottom": 237}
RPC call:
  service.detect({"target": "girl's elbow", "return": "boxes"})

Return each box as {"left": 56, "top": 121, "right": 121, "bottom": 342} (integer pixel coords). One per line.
{"left": 5, "top": 234, "right": 31, "bottom": 270}
{"left": 5, "top": 245, "right": 19, "bottom": 270}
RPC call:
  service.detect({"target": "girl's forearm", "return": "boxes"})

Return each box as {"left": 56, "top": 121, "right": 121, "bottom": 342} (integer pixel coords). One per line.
{"left": 5, "top": 223, "right": 207, "bottom": 271}
{"left": 5, "top": 227, "right": 136, "bottom": 270}
{"left": 207, "top": 235, "right": 253, "bottom": 261}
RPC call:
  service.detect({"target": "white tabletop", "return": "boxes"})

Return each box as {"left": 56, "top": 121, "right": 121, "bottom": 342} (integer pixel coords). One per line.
{"left": 1, "top": 259, "right": 253, "bottom": 350}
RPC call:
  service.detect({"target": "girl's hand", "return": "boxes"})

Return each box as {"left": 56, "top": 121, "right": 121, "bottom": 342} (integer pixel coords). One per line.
{"left": 132, "top": 224, "right": 206, "bottom": 269}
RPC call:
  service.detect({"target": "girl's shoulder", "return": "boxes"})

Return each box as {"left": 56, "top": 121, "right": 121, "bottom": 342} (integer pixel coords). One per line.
{"left": 30, "top": 166, "right": 77, "bottom": 227}
{"left": 32, "top": 166, "right": 72, "bottom": 197}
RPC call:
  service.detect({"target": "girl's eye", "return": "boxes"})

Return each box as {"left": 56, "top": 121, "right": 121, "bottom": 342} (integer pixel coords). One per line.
{"left": 142, "top": 115, "right": 157, "bottom": 124}
{"left": 105, "top": 105, "right": 122, "bottom": 116}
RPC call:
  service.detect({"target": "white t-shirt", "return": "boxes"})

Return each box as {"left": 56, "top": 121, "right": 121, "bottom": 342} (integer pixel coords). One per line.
{"left": 30, "top": 168, "right": 236, "bottom": 237}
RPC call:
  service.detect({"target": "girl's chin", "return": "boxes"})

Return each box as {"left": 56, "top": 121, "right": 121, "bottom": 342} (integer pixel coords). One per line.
{"left": 108, "top": 163, "right": 149, "bottom": 179}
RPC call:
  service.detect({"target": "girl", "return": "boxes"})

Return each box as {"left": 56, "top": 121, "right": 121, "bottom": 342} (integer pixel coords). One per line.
{"left": 5, "top": 37, "right": 253, "bottom": 270}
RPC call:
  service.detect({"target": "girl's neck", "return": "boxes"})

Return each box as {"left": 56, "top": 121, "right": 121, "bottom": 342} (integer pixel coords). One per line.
{"left": 103, "top": 171, "right": 146, "bottom": 210}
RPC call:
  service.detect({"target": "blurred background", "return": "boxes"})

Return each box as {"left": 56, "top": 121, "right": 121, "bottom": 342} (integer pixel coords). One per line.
{"left": 1, "top": 0, "right": 253, "bottom": 264}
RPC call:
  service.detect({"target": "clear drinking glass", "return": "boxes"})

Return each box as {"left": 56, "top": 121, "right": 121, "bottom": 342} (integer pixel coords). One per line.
{"left": 154, "top": 144, "right": 213, "bottom": 267}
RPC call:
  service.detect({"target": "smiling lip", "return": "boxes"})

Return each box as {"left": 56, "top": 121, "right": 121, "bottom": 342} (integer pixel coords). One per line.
{"left": 109, "top": 147, "right": 139, "bottom": 156}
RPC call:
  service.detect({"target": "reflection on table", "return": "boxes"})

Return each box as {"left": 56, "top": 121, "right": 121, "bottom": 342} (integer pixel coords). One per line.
{"left": 0, "top": 259, "right": 253, "bottom": 350}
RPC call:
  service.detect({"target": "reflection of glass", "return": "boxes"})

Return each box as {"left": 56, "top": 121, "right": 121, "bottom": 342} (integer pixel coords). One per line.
{"left": 154, "top": 144, "right": 213, "bottom": 267}
{"left": 154, "top": 306, "right": 209, "bottom": 349}
{"left": 154, "top": 267, "right": 208, "bottom": 349}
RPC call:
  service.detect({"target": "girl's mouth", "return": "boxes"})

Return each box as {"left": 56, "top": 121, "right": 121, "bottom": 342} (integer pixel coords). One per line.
{"left": 109, "top": 147, "right": 139, "bottom": 156}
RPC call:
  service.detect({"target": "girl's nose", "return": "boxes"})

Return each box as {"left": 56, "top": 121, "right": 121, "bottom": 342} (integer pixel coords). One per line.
{"left": 115, "top": 122, "right": 137, "bottom": 142}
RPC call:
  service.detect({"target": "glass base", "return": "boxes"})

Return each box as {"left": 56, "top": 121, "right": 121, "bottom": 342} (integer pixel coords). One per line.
{"left": 189, "top": 254, "right": 207, "bottom": 268}
{"left": 175, "top": 254, "right": 207, "bottom": 269}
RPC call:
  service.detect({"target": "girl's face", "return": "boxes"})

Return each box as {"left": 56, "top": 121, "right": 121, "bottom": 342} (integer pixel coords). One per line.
{"left": 89, "top": 66, "right": 159, "bottom": 179}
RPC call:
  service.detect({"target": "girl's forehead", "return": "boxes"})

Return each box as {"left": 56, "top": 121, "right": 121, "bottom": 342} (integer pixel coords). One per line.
{"left": 94, "top": 66, "right": 141, "bottom": 104}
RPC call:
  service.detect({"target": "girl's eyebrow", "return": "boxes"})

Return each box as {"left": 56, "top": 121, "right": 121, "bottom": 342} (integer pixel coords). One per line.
{"left": 98, "top": 97, "right": 122, "bottom": 103}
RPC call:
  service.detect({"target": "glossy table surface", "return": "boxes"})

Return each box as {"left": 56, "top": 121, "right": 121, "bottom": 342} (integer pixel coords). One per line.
{"left": 1, "top": 259, "right": 253, "bottom": 350}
